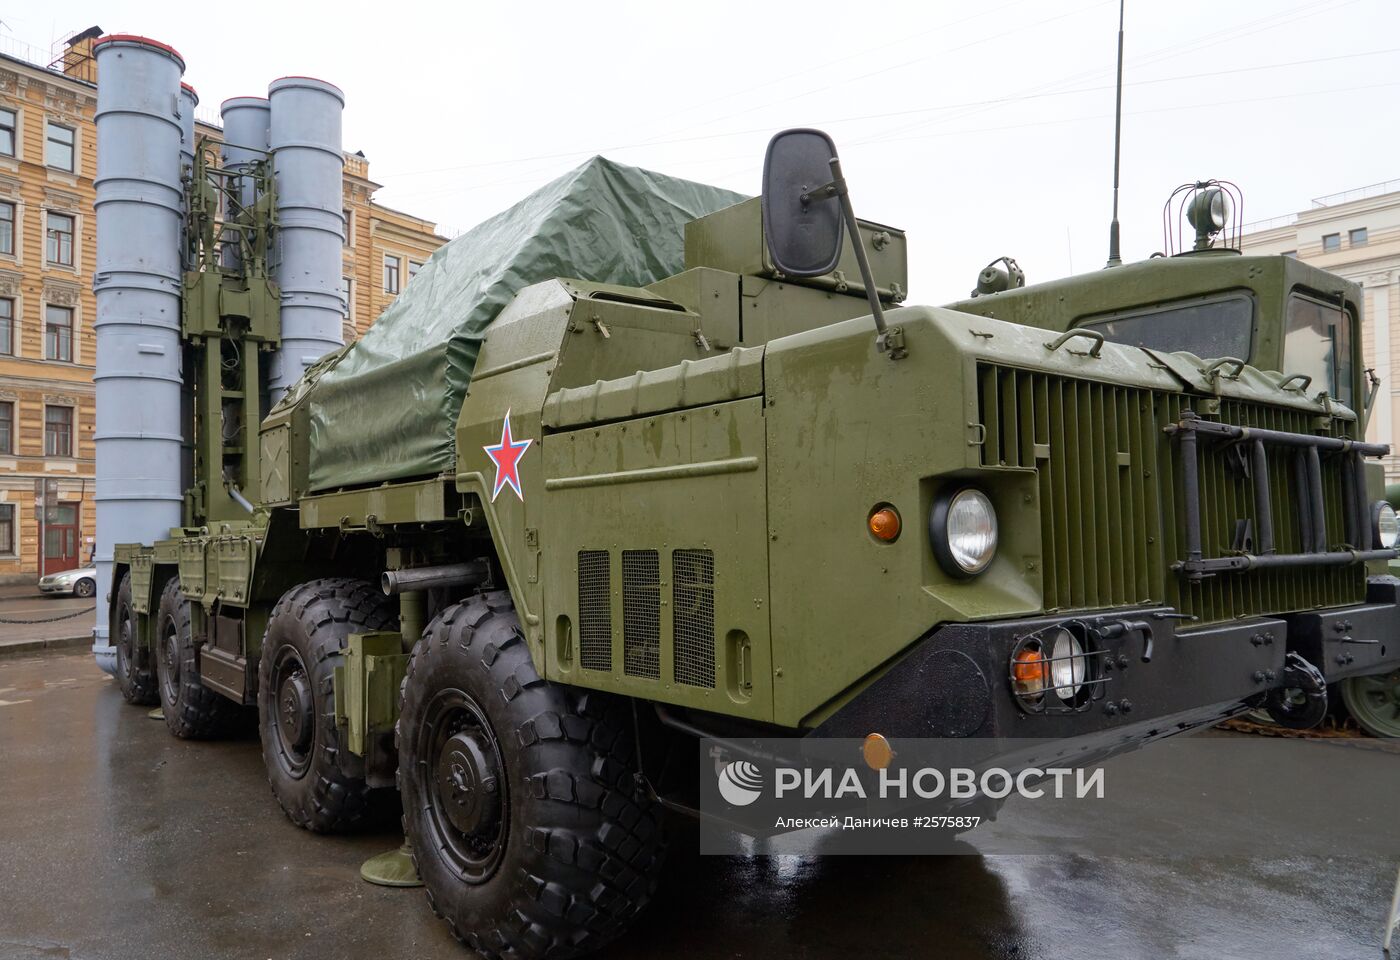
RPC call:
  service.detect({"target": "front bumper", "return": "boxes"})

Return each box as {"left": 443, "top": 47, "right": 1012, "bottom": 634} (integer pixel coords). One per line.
{"left": 814, "top": 607, "right": 1284, "bottom": 744}
{"left": 814, "top": 595, "right": 1400, "bottom": 754}
{"left": 37, "top": 581, "right": 73, "bottom": 595}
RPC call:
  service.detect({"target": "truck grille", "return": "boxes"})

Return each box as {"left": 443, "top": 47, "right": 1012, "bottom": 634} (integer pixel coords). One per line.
{"left": 976, "top": 363, "right": 1366, "bottom": 624}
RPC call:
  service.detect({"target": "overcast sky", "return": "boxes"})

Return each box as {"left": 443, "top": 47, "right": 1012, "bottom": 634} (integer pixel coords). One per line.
{"left": 7, "top": 0, "right": 1397, "bottom": 301}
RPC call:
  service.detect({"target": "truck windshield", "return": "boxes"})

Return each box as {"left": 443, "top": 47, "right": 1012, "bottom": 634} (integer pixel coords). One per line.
{"left": 1079, "top": 293, "right": 1254, "bottom": 361}
{"left": 1283, "top": 293, "right": 1353, "bottom": 407}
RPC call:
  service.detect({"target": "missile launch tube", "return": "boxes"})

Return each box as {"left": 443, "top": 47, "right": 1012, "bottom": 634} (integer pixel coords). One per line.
{"left": 267, "top": 76, "right": 345, "bottom": 395}
{"left": 91, "top": 35, "right": 187, "bottom": 673}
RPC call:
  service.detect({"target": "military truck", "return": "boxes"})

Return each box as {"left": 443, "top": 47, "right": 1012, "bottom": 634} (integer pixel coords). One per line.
{"left": 100, "top": 92, "right": 1400, "bottom": 958}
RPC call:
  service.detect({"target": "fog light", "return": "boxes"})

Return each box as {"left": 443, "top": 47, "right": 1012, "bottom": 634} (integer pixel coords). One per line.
{"left": 1049, "top": 628, "right": 1087, "bottom": 702}
{"left": 1373, "top": 501, "right": 1399, "bottom": 549}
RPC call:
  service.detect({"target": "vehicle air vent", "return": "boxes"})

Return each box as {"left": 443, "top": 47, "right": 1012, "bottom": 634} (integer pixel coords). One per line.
{"left": 673, "top": 549, "right": 716, "bottom": 688}
{"left": 622, "top": 550, "right": 661, "bottom": 679}
{"left": 577, "top": 550, "right": 612, "bottom": 672}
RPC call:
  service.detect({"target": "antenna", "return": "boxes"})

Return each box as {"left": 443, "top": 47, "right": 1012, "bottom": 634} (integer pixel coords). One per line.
{"left": 1105, "top": 0, "right": 1126, "bottom": 268}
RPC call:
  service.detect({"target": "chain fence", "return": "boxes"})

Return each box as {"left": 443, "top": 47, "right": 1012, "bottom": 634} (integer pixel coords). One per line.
{"left": 0, "top": 604, "right": 96, "bottom": 625}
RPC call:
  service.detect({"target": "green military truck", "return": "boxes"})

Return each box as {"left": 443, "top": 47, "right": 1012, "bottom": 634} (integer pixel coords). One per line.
{"left": 108, "top": 130, "right": 1400, "bottom": 957}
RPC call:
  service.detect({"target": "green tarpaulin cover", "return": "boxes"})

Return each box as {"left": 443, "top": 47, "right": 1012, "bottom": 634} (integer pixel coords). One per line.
{"left": 306, "top": 157, "right": 747, "bottom": 491}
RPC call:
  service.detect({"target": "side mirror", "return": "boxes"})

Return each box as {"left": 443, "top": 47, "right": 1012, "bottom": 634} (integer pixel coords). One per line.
{"left": 761, "top": 128, "right": 844, "bottom": 278}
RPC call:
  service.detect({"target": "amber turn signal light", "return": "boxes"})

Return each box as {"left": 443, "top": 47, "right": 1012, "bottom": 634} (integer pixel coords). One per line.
{"left": 862, "top": 733, "right": 895, "bottom": 770}
{"left": 1011, "top": 647, "right": 1048, "bottom": 699}
{"left": 868, "top": 506, "right": 901, "bottom": 542}
{"left": 1011, "top": 648, "right": 1046, "bottom": 683}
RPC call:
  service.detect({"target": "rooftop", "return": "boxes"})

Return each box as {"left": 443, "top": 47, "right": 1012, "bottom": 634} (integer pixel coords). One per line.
{"left": 1243, "top": 177, "right": 1400, "bottom": 235}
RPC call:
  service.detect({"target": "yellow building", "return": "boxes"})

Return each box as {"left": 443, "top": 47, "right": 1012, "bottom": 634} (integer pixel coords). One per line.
{"left": 0, "top": 29, "right": 446, "bottom": 581}
{"left": 1244, "top": 181, "right": 1400, "bottom": 481}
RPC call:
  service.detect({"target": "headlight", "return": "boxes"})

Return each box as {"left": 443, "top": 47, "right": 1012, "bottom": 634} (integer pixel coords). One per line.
{"left": 1049, "top": 628, "right": 1087, "bottom": 702}
{"left": 930, "top": 488, "right": 998, "bottom": 577}
{"left": 1373, "top": 501, "right": 1399, "bottom": 549}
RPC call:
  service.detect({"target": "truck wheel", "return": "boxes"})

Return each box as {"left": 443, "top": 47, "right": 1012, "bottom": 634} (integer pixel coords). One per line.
{"left": 398, "top": 591, "right": 665, "bottom": 960}
{"left": 114, "top": 573, "right": 157, "bottom": 705}
{"left": 156, "top": 578, "right": 239, "bottom": 739}
{"left": 1339, "top": 669, "right": 1400, "bottom": 738}
{"left": 257, "top": 578, "right": 398, "bottom": 833}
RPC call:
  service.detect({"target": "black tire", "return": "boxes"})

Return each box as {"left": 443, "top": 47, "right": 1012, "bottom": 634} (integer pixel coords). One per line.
{"left": 155, "top": 577, "right": 240, "bottom": 739}
{"left": 114, "top": 573, "right": 157, "bottom": 705}
{"left": 257, "top": 578, "right": 398, "bottom": 833}
{"left": 74, "top": 577, "right": 96, "bottom": 599}
{"left": 399, "top": 591, "right": 665, "bottom": 960}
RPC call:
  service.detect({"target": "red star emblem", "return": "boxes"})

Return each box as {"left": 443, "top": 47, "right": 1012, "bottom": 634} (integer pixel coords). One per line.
{"left": 483, "top": 409, "right": 533, "bottom": 502}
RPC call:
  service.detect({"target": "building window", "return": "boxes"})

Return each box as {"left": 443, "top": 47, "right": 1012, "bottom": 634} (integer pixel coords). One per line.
{"left": 44, "top": 405, "right": 73, "bottom": 457}
{"left": 45, "top": 122, "right": 74, "bottom": 172}
{"left": 0, "top": 401, "right": 12, "bottom": 453}
{"left": 47, "top": 212, "right": 74, "bottom": 266}
{"left": 383, "top": 254, "right": 400, "bottom": 294}
{"left": 0, "top": 504, "right": 13, "bottom": 556}
{"left": 1322, "top": 233, "right": 1341, "bottom": 253}
{"left": 341, "top": 276, "right": 353, "bottom": 318}
{"left": 0, "top": 201, "right": 12, "bottom": 255}
{"left": 0, "top": 108, "right": 14, "bottom": 158}
{"left": 45, "top": 305, "right": 73, "bottom": 361}
{"left": 408, "top": 260, "right": 423, "bottom": 282}
{"left": 343, "top": 208, "right": 353, "bottom": 247}
{"left": 0, "top": 298, "right": 12, "bottom": 356}
{"left": 1349, "top": 227, "right": 1368, "bottom": 247}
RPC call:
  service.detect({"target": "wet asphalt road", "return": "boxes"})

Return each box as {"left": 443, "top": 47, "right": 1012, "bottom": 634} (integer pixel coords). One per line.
{"left": 0, "top": 650, "right": 1391, "bottom": 960}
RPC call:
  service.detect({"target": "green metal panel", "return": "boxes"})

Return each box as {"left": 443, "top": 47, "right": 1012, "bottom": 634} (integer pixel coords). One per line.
{"left": 539, "top": 397, "right": 773, "bottom": 720}
{"left": 299, "top": 477, "right": 457, "bottom": 531}
{"left": 260, "top": 423, "right": 292, "bottom": 505}
{"left": 542, "top": 345, "right": 763, "bottom": 429}
{"left": 455, "top": 281, "right": 577, "bottom": 658}
{"left": 763, "top": 307, "right": 1049, "bottom": 727}
{"left": 177, "top": 539, "right": 206, "bottom": 598}
{"left": 645, "top": 268, "right": 742, "bottom": 348}
{"left": 128, "top": 551, "right": 154, "bottom": 615}
{"left": 215, "top": 536, "right": 255, "bottom": 606}
{"left": 684, "top": 197, "right": 908, "bottom": 303}
{"left": 550, "top": 283, "right": 709, "bottom": 392}
{"left": 337, "top": 632, "right": 408, "bottom": 758}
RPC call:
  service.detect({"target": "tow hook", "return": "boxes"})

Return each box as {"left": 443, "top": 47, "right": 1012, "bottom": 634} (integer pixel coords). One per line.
{"left": 1263, "top": 652, "right": 1329, "bottom": 729}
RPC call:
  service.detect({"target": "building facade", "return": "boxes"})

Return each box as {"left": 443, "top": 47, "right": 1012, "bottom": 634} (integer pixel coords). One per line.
{"left": 1244, "top": 181, "right": 1400, "bottom": 481}
{"left": 0, "top": 31, "right": 445, "bottom": 581}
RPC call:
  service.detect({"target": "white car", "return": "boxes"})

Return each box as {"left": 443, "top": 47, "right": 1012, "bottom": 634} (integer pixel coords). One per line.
{"left": 38, "top": 566, "right": 97, "bottom": 598}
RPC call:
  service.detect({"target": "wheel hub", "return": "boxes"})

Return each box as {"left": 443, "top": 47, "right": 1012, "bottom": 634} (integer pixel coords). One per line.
{"left": 436, "top": 729, "right": 502, "bottom": 836}
{"left": 117, "top": 614, "right": 133, "bottom": 675}
{"left": 277, "top": 671, "right": 314, "bottom": 754}
{"left": 160, "top": 628, "right": 180, "bottom": 702}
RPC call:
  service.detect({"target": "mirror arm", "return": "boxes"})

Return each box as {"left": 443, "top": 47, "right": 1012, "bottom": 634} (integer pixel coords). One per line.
{"left": 824, "top": 158, "right": 904, "bottom": 359}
